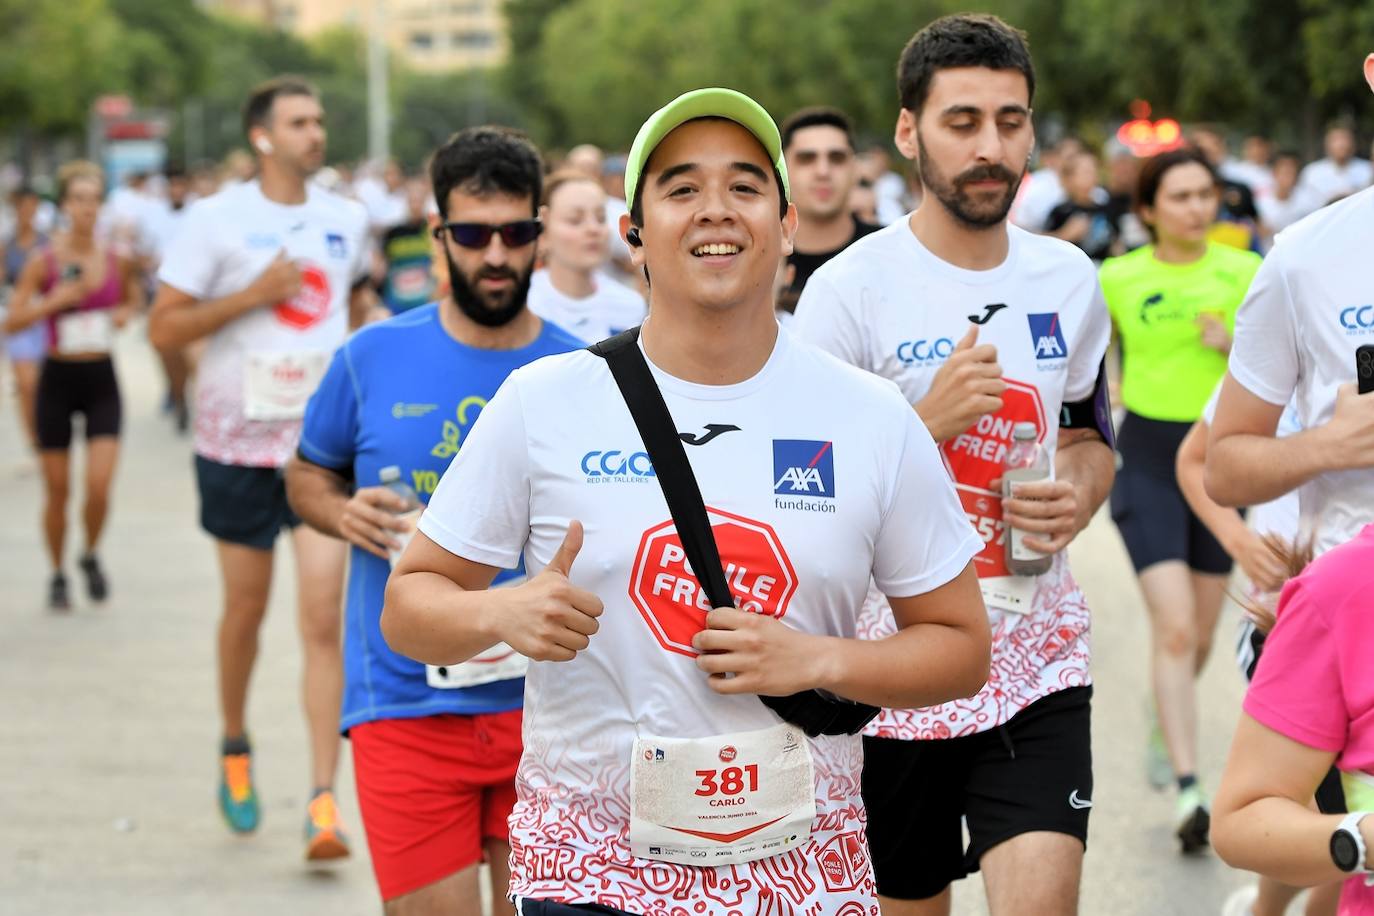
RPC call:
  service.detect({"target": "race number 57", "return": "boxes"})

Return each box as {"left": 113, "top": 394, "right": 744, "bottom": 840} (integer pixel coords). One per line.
{"left": 695, "top": 765, "right": 760, "bottom": 797}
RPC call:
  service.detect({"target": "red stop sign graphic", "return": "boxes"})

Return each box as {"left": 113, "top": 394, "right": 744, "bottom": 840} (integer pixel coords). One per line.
{"left": 940, "top": 377, "right": 1046, "bottom": 492}
{"left": 629, "top": 506, "right": 798, "bottom": 658}
{"left": 940, "top": 378, "right": 1046, "bottom": 578}
{"left": 274, "top": 263, "right": 332, "bottom": 330}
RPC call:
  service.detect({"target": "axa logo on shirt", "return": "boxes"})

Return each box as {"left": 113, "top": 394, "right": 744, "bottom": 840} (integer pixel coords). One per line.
{"left": 325, "top": 232, "right": 347, "bottom": 259}
{"left": 582, "top": 449, "right": 655, "bottom": 482}
{"left": 773, "top": 440, "right": 836, "bottom": 512}
{"left": 896, "top": 337, "right": 954, "bottom": 366}
{"left": 1339, "top": 305, "right": 1374, "bottom": 334}
{"left": 1027, "top": 312, "right": 1068, "bottom": 360}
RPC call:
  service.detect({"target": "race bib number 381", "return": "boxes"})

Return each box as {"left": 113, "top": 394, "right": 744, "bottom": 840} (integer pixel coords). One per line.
{"left": 629, "top": 723, "right": 815, "bottom": 866}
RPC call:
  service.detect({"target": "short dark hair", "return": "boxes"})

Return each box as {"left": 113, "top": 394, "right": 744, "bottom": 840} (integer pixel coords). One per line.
{"left": 1273, "top": 149, "right": 1302, "bottom": 165}
{"left": 164, "top": 164, "right": 187, "bottom": 182}
{"left": 1135, "top": 148, "right": 1218, "bottom": 239}
{"left": 242, "top": 75, "right": 318, "bottom": 138}
{"left": 780, "top": 107, "right": 855, "bottom": 153}
{"left": 897, "top": 14, "right": 1035, "bottom": 115}
{"left": 628, "top": 116, "right": 788, "bottom": 226}
{"left": 430, "top": 126, "right": 544, "bottom": 219}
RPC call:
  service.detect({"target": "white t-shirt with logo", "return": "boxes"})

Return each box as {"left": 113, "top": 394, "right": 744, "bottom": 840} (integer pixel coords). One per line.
{"left": 527, "top": 268, "right": 646, "bottom": 343}
{"left": 794, "top": 220, "right": 1112, "bottom": 739}
{"left": 159, "top": 180, "right": 369, "bottom": 467}
{"left": 1227, "top": 185, "right": 1374, "bottom": 554}
{"left": 418, "top": 327, "right": 980, "bottom": 912}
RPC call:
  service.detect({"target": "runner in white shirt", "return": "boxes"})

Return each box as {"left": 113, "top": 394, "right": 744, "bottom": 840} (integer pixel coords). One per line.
{"left": 382, "top": 87, "right": 991, "bottom": 916}
{"left": 528, "top": 170, "right": 645, "bottom": 342}
{"left": 1206, "top": 55, "right": 1374, "bottom": 560}
{"left": 1296, "top": 125, "right": 1373, "bottom": 206}
{"left": 795, "top": 15, "right": 1114, "bottom": 916}
{"left": 148, "top": 76, "right": 372, "bottom": 860}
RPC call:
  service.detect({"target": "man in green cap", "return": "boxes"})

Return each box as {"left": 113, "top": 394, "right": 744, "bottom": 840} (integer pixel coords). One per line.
{"left": 381, "top": 87, "right": 991, "bottom": 914}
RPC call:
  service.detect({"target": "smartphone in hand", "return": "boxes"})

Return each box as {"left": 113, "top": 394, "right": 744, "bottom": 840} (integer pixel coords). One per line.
{"left": 1358, "top": 344, "right": 1374, "bottom": 395}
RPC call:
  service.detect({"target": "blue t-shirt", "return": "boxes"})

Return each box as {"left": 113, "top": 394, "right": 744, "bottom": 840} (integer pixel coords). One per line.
{"left": 298, "top": 302, "right": 584, "bottom": 731}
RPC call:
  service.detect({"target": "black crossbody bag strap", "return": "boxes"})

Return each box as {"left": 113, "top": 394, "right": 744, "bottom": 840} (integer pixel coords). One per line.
{"left": 588, "top": 327, "right": 879, "bottom": 738}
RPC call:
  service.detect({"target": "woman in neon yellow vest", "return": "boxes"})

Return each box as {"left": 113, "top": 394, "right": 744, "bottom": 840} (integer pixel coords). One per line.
{"left": 1099, "top": 148, "right": 1261, "bottom": 854}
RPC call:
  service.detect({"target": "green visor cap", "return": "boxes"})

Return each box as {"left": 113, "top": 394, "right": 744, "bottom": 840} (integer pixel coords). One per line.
{"left": 624, "top": 87, "right": 791, "bottom": 207}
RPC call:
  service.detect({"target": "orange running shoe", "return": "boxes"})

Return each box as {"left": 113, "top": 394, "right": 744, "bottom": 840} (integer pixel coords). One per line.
{"left": 219, "top": 752, "right": 260, "bottom": 833}
{"left": 304, "top": 789, "right": 351, "bottom": 861}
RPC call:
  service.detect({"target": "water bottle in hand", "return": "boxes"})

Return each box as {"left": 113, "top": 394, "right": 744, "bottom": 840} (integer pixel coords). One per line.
{"left": 379, "top": 465, "right": 422, "bottom": 567}
{"left": 1002, "top": 423, "right": 1052, "bottom": 576}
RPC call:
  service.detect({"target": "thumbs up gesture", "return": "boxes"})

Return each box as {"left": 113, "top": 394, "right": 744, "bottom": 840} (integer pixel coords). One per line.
{"left": 915, "top": 323, "right": 1006, "bottom": 443}
{"left": 498, "top": 520, "right": 605, "bottom": 662}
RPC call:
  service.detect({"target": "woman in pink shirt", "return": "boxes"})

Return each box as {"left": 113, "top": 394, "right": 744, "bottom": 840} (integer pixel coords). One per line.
{"left": 1214, "top": 524, "right": 1374, "bottom": 914}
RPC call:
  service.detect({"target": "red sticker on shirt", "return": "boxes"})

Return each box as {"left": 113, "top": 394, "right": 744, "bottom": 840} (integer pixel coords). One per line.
{"left": 628, "top": 507, "right": 798, "bottom": 657}
{"left": 274, "top": 263, "right": 332, "bottom": 330}
{"left": 940, "top": 378, "right": 1046, "bottom": 577}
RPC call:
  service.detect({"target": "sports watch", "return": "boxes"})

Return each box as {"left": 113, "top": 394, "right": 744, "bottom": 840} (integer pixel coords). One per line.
{"left": 1330, "top": 812, "right": 1372, "bottom": 876}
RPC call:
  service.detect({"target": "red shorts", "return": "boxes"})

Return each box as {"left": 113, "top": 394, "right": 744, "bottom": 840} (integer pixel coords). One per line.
{"left": 351, "top": 711, "right": 522, "bottom": 901}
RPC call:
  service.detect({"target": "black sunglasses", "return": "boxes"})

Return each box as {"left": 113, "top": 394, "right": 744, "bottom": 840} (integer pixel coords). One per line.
{"left": 434, "top": 219, "right": 543, "bottom": 250}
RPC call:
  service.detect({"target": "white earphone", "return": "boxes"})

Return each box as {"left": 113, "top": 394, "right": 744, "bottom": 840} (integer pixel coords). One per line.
{"left": 255, "top": 136, "right": 274, "bottom": 155}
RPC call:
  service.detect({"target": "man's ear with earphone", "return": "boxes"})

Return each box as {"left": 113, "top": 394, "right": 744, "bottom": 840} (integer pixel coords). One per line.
{"left": 254, "top": 134, "right": 274, "bottom": 156}
{"left": 625, "top": 228, "right": 642, "bottom": 247}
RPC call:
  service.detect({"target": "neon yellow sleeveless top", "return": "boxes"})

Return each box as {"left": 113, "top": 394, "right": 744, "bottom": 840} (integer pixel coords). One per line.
{"left": 1099, "top": 243, "right": 1261, "bottom": 422}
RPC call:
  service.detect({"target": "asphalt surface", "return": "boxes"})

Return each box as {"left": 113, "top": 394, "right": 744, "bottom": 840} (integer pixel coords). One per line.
{"left": 0, "top": 324, "right": 1302, "bottom": 915}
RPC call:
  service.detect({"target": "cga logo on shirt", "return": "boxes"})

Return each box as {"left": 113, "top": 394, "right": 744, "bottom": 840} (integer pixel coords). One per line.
{"left": 581, "top": 450, "right": 655, "bottom": 482}
{"left": 895, "top": 337, "right": 954, "bottom": 366}
{"left": 1339, "top": 305, "right": 1374, "bottom": 334}
{"left": 1027, "top": 312, "right": 1068, "bottom": 360}
{"left": 773, "top": 440, "right": 835, "bottom": 498}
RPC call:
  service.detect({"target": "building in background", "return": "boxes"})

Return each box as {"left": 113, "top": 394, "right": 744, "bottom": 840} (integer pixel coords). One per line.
{"left": 202, "top": 0, "right": 508, "bottom": 71}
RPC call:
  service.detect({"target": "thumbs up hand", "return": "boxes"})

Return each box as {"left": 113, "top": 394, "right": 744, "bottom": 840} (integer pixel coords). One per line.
{"left": 915, "top": 323, "right": 1006, "bottom": 443}
{"left": 497, "top": 520, "right": 605, "bottom": 662}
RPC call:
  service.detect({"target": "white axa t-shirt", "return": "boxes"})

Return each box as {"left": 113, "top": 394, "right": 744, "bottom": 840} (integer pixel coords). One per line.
{"left": 159, "top": 180, "right": 369, "bottom": 467}
{"left": 527, "top": 268, "right": 646, "bottom": 344}
{"left": 795, "top": 220, "right": 1111, "bottom": 739}
{"left": 1227, "top": 185, "right": 1374, "bottom": 554}
{"left": 419, "top": 327, "right": 980, "bottom": 912}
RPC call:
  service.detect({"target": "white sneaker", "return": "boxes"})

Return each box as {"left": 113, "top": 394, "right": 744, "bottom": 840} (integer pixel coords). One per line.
{"left": 1220, "top": 884, "right": 1257, "bottom": 916}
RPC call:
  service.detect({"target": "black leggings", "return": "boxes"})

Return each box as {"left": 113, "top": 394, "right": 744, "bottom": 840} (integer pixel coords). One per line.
{"left": 35, "top": 357, "right": 121, "bottom": 450}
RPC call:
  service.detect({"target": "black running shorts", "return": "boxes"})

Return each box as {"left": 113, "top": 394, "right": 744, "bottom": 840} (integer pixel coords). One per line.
{"left": 194, "top": 454, "right": 301, "bottom": 550}
{"left": 516, "top": 902, "right": 636, "bottom": 915}
{"left": 861, "top": 686, "right": 1094, "bottom": 901}
{"left": 1110, "top": 412, "right": 1233, "bottom": 575}
{"left": 35, "top": 356, "right": 122, "bottom": 450}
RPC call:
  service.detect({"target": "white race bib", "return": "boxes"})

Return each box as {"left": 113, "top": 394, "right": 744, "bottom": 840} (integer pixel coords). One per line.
{"left": 425, "top": 643, "right": 528, "bottom": 689}
{"left": 243, "top": 350, "right": 329, "bottom": 421}
{"left": 629, "top": 723, "right": 815, "bottom": 866}
{"left": 979, "top": 575, "right": 1037, "bottom": 616}
{"left": 55, "top": 311, "right": 114, "bottom": 355}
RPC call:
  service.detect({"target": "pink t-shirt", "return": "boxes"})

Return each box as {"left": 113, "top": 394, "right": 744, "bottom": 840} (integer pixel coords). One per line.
{"left": 1245, "top": 524, "right": 1374, "bottom": 913}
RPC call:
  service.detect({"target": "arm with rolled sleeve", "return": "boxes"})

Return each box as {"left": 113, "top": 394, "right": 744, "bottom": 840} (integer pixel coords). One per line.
{"left": 1205, "top": 251, "right": 1356, "bottom": 507}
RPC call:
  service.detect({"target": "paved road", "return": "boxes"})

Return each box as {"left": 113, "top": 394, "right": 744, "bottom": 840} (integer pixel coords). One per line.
{"left": 0, "top": 326, "right": 1296, "bottom": 915}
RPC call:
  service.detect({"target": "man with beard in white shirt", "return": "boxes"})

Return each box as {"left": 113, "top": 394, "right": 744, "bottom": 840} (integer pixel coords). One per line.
{"left": 148, "top": 76, "right": 372, "bottom": 860}
{"left": 382, "top": 86, "right": 991, "bottom": 915}
{"left": 796, "top": 14, "right": 1114, "bottom": 916}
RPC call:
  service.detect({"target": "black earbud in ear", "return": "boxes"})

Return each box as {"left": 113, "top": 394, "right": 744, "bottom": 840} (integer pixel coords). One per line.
{"left": 626, "top": 228, "right": 642, "bottom": 248}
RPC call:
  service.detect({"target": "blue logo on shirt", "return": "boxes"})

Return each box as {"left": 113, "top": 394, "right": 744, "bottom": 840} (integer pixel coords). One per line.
{"left": 1027, "top": 312, "right": 1068, "bottom": 360}
{"left": 326, "top": 232, "right": 347, "bottom": 259}
{"left": 773, "top": 440, "right": 835, "bottom": 497}
{"left": 1339, "top": 305, "right": 1374, "bottom": 333}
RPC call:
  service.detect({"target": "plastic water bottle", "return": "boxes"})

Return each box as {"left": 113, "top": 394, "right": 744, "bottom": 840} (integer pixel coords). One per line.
{"left": 1002, "top": 423, "right": 1052, "bottom": 576}
{"left": 379, "top": 465, "right": 422, "bottom": 567}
